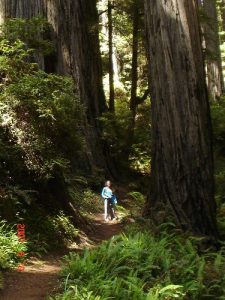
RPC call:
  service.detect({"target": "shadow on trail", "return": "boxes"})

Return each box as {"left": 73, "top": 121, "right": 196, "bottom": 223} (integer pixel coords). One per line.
{"left": 0, "top": 257, "right": 61, "bottom": 300}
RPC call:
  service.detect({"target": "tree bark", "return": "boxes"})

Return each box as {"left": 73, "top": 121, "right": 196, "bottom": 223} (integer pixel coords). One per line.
{"left": 130, "top": 0, "right": 139, "bottom": 115}
{"left": 122, "top": 0, "right": 139, "bottom": 160}
{"left": 144, "top": 0, "right": 218, "bottom": 238}
{"left": 202, "top": 0, "right": 224, "bottom": 100}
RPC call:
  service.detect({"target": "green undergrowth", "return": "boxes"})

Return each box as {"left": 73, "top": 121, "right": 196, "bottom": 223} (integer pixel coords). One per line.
{"left": 22, "top": 181, "right": 105, "bottom": 255}
{"left": 0, "top": 219, "right": 27, "bottom": 289}
{"left": 69, "top": 186, "right": 103, "bottom": 216}
{"left": 24, "top": 210, "right": 80, "bottom": 256}
{"left": 113, "top": 190, "right": 145, "bottom": 222}
{"left": 49, "top": 221, "right": 225, "bottom": 300}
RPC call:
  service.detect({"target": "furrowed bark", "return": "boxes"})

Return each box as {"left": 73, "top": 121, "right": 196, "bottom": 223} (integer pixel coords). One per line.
{"left": 144, "top": 0, "right": 218, "bottom": 238}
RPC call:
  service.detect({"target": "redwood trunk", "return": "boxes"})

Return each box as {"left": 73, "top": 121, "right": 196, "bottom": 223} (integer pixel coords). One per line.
{"left": 130, "top": 1, "right": 139, "bottom": 115}
{"left": 123, "top": 1, "right": 139, "bottom": 160}
{"left": 108, "top": 0, "right": 115, "bottom": 112}
{"left": 144, "top": 0, "right": 218, "bottom": 238}
{"left": 202, "top": 0, "right": 224, "bottom": 100}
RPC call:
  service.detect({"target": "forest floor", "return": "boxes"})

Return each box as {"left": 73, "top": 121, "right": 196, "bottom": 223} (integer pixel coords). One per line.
{"left": 0, "top": 213, "right": 123, "bottom": 300}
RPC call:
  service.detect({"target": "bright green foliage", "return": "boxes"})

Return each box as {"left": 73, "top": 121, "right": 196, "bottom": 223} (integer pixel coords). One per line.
{"left": 0, "top": 44, "right": 83, "bottom": 178}
{"left": 99, "top": 0, "right": 147, "bottom": 94}
{"left": 0, "top": 17, "right": 53, "bottom": 55}
{"left": 0, "top": 23, "right": 84, "bottom": 222}
{"left": 78, "top": 189, "right": 103, "bottom": 214}
{"left": 0, "top": 220, "right": 27, "bottom": 269}
{"left": 49, "top": 211, "right": 79, "bottom": 243}
{"left": 67, "top": 176, "right": 104, "bottom": 215}
{"left": 50, "top": 224, "right": 225, "bottom": 300}
{"left": 0, "top": 39, "right": 37, "bottom": 82}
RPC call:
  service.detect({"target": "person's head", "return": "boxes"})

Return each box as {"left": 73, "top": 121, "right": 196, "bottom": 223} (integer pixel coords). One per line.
{"left": 105, "top": 180, "right": 111, "bottom": 187}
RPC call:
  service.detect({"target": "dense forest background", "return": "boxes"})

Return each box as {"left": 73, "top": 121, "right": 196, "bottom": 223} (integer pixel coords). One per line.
{"left": 0, "top": 0, "right": 225, "bottom": 299}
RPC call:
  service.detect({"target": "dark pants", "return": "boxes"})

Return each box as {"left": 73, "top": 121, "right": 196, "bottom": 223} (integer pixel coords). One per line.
{"left": 108, "top": 199, "right": 115, "bottom": 220}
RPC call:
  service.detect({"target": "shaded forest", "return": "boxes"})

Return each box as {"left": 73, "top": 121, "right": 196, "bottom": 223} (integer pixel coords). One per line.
{"left": 0, "top": 0, "right": 225, "bottom": 299}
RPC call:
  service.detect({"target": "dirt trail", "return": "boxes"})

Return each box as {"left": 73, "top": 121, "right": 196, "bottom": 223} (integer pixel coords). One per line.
{"left": 0, "top": 213, "right": 123, "bottom": 300}
{"left": 91, "top": 213, "right": 123, "bottom": 242}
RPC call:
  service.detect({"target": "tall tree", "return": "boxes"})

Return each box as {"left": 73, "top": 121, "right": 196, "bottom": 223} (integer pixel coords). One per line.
{"left": 122, "top": 0, "right": 149, "bottom": 160}
{"left": 70, "top": 0, "right": 112, "bottom": 174}
{"left": 108, "top": 0, "right": 115, "bottom": 112}
{"left": 130, "top": 0, "right": 139, "bottom": 118}
{"left": 144, "top": 0, "right": 218, "bottom": 238}
{"left": 0, "top": 0, "right": 113, "bottom": 175}
{"left": 200, "top": 0, "right": 224, "bottom": 100}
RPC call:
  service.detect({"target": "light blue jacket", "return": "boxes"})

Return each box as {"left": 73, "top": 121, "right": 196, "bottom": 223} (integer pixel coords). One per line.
{"left": 101, "top": 187, "right": 113, "bottom": 199}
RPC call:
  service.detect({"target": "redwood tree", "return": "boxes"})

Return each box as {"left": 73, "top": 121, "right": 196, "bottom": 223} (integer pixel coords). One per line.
{"left": 201, "top": 0, "right": 224, "bottom": 100}
{"left": 0, "top": 0, "right": 112, "bottom": 175}
{"left": 108, "top": 0, "right": 115, "bottom": 112}
{"left": 144, "top": 0, "right": 218, "bottom": 238}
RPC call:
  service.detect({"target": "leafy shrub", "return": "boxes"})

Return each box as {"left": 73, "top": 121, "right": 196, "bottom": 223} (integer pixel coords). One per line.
{"left": 25, "top": 210, "right": 79, "bottom": 255}
{"left": 0, "top": 25, "right": 85, "bottom": 221}
{"left": 128, "top": 191, "right": 145, "bottom": 202}
{"left": 0, "top": 17, "right": 53, "bottom": 56}
{"left": 0, "top": 220, "right": 27, "bottom": 269}
{"left": 50, "top": 224, "right": 225, "bottom": 299}
{"left": 69, "top": 188, "right": 103, "bottom": 215}
{"left": 0, "top": 20, "right": 84, "bottom": 259}
{"left": 49, "top": 211, "right": 79, "bottom": 243}
{"left": 0, "top": 62, "right": 83, "bottom": 179}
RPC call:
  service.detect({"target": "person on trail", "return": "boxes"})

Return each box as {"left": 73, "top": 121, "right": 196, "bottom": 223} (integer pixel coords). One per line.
{"left": 101, "top": 180, "right": 116, "bottom": 222}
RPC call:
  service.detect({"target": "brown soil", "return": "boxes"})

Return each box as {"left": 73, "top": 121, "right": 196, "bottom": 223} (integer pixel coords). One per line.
{"left": 0, "top": 213, "right": 123, "bottom": 300}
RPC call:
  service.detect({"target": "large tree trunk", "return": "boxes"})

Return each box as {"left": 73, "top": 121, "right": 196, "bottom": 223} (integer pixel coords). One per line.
{"left": 202, "top": 0, "right": 224, "bottom": 100}
{"left": 144, "top": 0, "right": 218, "bottom": 238}
{"left": 108, "top": 0, "right": 115, "bottom": 112}
{"left": 69, "top": 0, "right": 111, "bottom": 174}
{"left": 0, "top": 0, "right": 113, "bottom": 175}
{"left": 130, "top": 0, "right": 139, "bottom": 115}
{"left": 122, "top": 0, "right": 140, "bottom": 160}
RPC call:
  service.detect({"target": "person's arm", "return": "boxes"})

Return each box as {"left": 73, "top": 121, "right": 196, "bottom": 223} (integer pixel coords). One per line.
{"left": 101, "top": 187, "right": 106, "bottom": 198}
